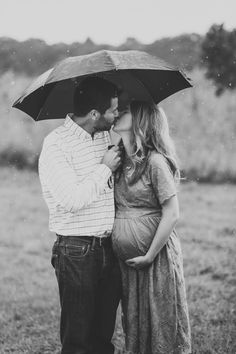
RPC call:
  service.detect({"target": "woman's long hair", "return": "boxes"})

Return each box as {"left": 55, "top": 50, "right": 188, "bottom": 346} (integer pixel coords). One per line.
{"left": 124, "top": 100, "right": 180, "bottom": 185}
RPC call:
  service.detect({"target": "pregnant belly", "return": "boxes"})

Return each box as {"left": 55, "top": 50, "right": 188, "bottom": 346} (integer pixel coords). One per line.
{"left": 112, "top": 215, "right": 161, "bottom": 261}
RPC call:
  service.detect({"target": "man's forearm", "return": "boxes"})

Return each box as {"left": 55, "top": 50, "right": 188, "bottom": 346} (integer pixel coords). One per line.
{"left": 63, "top": 164, "right": 112, "bottom": 213}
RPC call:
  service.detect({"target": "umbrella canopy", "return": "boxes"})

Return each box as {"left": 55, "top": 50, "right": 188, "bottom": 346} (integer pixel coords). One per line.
{"left": 13, "top": 50, "right": 192, "bottom": 121}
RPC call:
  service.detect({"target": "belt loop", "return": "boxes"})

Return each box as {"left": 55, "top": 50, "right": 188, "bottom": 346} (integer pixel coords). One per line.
{"left": 56, "top": 234, "right": 61, "bottom": 245}
{"left": 91, "top": 237, "right": 96, "bottom": 251}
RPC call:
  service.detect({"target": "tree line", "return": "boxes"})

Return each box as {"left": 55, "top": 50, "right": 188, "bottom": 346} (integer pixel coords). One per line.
{"left": 1, "top": 24, "right": 235, "bottom": 95}
{"left": 0, "top": 34, "right": 202, "bottom": 75}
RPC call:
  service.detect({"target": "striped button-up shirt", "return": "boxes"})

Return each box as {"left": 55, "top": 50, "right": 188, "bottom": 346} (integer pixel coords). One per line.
{"left": 38, "top": 115, "right": 114, "bottom": 237}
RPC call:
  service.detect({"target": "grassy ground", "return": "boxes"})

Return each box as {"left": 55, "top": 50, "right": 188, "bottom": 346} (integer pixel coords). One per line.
{"left": 0, "top": 167, "right": 235, "bottom": 353}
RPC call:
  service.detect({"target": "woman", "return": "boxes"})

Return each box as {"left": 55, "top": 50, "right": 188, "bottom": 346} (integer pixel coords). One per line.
{"left": 112, "top": 101, "right": 191, "bottom": 354}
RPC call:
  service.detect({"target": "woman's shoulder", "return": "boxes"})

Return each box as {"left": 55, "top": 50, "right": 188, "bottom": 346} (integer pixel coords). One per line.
{"left": 148, "top": 151, "right": 169, "bottom": 169}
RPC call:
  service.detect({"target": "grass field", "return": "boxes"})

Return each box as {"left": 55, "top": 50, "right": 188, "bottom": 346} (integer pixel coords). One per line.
{"left": 0, "top": 167, "right": 236, "bottom": 354}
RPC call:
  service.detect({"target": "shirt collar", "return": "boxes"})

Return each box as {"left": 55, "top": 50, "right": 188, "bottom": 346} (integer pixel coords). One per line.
{"left": 64, "top": 114, "right": 93, "bottom": 141}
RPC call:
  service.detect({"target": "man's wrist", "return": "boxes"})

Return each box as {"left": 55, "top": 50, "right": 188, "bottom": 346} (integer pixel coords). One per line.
{"left": 99, "top": 163, "right": 112, "bottom": 177}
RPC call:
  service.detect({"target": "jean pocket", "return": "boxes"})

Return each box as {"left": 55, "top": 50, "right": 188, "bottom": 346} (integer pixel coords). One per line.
{"left": 65, "top": 244, "right": 90, "bottom": 259}
{"left": 51, "top": 242, "right": 59, "bottom": 268}
{"left": 51, "top": 253, "right": 58, "bottom": 268}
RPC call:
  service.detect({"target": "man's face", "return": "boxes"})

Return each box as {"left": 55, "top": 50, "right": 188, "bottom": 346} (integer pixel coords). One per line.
{"left": 113, "top": 105, "right": 132, "bottom": 133}
{"left": 95, "top": 97, "right": 119, "bottom": 131}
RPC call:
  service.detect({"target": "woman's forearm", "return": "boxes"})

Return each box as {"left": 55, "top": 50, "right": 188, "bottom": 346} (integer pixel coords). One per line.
{"left": 145, "top": 214, "right": 178, "bottom": 262}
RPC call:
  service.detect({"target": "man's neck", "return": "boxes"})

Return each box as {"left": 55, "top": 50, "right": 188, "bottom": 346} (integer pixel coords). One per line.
{"left": 71, "top": 114, "right": 95, "bottom": 135}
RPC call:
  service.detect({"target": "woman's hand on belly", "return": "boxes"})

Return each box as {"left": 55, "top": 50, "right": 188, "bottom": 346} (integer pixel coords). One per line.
{"left": 125, "top": 254, "right": 153, "bottom": 270}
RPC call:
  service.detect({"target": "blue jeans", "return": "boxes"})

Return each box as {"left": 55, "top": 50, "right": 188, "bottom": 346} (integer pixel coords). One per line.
{"left": 51, "top": 235, "right": 122, "bottom": 354}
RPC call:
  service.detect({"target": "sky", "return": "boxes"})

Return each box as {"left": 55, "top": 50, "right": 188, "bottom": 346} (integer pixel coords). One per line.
{"left": 0, "top": 0, "right": 236, "bottom": 45}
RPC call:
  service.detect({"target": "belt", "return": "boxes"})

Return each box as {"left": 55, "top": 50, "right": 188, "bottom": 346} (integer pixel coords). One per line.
{"left": 56, "top": 233, "right": 111, "bottom": 247}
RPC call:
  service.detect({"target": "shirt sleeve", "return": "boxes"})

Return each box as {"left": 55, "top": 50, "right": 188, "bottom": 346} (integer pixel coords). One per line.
{"left": 149, "top": 153, "right": 177, "bottom": 205}
{"left": 38, "top": 134, "right": 112, "bottom": 213}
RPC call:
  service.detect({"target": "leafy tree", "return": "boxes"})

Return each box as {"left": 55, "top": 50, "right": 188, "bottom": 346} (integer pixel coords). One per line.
{"left": 0, "top": 34, "right": 202, "bottom": 76}
{"left": 146, "top": 34, "right": 202, "bottom": 71}
{"left": 201, "top": 24, "right": 236, "bottom": 95}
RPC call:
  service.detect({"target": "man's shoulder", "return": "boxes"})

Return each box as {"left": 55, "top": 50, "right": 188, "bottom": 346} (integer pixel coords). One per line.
{"left": 43, "top": 124, "right": 67, "bottom": 147}
{"left": 39, "top": 126, "right": 68, "bottom": 164}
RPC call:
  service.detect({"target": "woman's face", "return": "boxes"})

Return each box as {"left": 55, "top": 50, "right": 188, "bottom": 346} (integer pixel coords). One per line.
{"left": 113, "top": 107, "right": 132, "bottom": 133}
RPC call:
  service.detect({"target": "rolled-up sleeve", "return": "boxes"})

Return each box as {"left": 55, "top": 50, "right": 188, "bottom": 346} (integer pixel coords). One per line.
{"left": 39, "top": 135, "right": 111, "bottom": 213}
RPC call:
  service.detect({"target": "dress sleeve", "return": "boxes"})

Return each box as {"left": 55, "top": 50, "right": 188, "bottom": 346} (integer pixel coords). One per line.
{"left": 149, "top": 153, "right": 177, "bottom": 205}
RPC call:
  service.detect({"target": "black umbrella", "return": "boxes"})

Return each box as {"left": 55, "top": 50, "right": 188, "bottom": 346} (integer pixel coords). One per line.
{"left": 13, "top": 50, "right": 192, "bottom": 121}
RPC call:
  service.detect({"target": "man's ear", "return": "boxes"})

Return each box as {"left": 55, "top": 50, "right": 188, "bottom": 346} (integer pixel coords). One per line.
{"left": 90, "top": 110, "right": 100, "bottom": 121}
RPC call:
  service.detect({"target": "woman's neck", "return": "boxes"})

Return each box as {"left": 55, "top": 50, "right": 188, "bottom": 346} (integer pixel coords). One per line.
{"left": 119, "top": 132, "right": 134, "bottom": 157}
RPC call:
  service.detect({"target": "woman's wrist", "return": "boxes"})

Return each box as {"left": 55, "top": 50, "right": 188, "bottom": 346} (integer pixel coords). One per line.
{"left": 144, "top": 253, "right": 155, "bottom": 264}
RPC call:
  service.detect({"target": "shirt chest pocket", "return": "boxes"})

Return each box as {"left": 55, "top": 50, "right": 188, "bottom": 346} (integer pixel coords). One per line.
{"left": 70, "top": 149, "right": 97, "bottom": 177}
{"left": 69, "top": 140, "right": 108, "bottom": 179}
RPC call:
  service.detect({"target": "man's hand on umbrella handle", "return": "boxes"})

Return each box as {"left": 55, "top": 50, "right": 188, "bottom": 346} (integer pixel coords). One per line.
{"left": 102, "top": 146, "right": 121, "bottom": 172}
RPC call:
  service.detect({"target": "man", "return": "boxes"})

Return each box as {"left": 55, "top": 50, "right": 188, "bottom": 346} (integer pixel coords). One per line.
{"left": 38, "top": 77, "right": 122, "bottom": 354}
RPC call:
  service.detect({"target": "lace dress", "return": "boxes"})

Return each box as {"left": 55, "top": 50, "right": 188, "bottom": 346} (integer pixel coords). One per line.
{"left": 112, "top": 152, "right": 191, "bottom": 354}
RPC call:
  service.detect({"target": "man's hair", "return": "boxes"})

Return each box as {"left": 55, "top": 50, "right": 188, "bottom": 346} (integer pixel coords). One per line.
{"left": 73, "top": 77, "right": 118, "bottom": 116}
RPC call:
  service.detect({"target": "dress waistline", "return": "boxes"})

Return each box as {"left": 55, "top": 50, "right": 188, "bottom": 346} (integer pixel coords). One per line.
{"left": 115, "top": 209, "right": 161, "bottom": 219}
